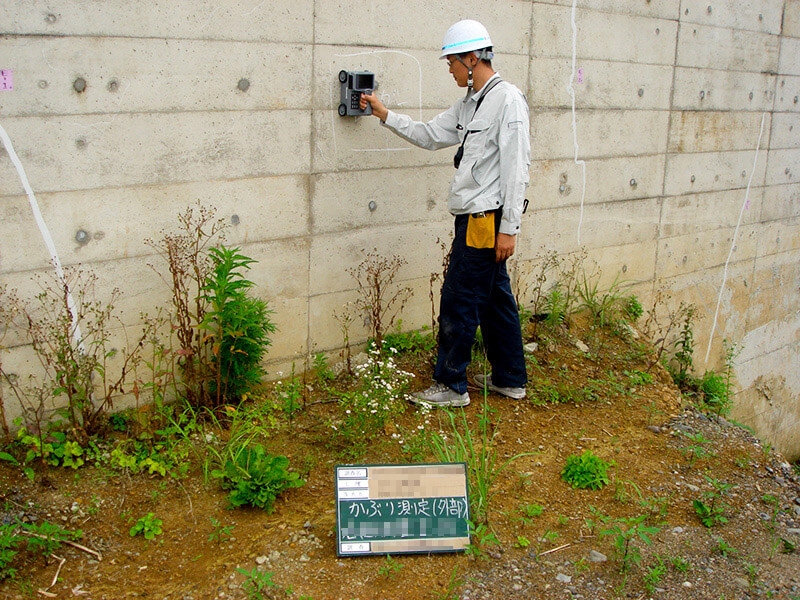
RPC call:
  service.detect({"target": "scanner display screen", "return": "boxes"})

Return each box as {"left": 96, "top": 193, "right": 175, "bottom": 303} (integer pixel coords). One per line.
{"left": 352, "top": 73, "right": 374, "bottom": 90}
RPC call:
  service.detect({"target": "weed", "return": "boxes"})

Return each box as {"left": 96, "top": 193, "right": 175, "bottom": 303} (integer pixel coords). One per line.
{"left": 599, "top": 514, "right": 659, "bottom": 573}
{"left": 669, "top": 303, "right": 697, "bottom": 389}
{"left": 623, "top": 295, "right": 644, "bottom": 322}
{"left": 312, "top": 352, "right": 336, "bottom": 386}
{"left": 237, "top": 566, "right": 278, "bottom": 600}
{"left": 382, "top": 323, "right": 436, "bottom": 356}
{"left": 348, "top": 250, "right": 413, "bottom": 349}
{"left": 697, "top": 340, "right": 740, "bottom": 417}
{"left": 576, "top": 269, "right": 627, "bottom": 329}
{"left": 427, "top": 391, "right": 533, "bottom": 525}
{"left": 433, "top": 565, "right": 464, "bottom": 600}
{"left": 377, "top": 554, "right": 403, "bottom": 579}
{"left": 540, "top": 529, "right": 559, "bottom": 545}
{"left": 1, "top": 270, "right": 145, "bottom": 445}
{"left": 274, "top": 366, "right": 303, "bottom": 427}
{"left": 670, "top": 555, "right": 691, "bottom": 572}
{"left": 465, "top": 521, "right": 500, "bottom": 558}
{"left": 129, "top": 513, "right": 163, "bottom": 540}
{"left": 583, "top": 505, "right": 612, "bottom": 536}
{"left": 561, "top": 450, "right": 613, "bottom": 490}
{"left": 515, "top": 535, "right": 531, "bottom": 549}
{"left": 519, "top": 503, "right": 544, "bottom": 525}
{"left": 146, "top": 203, "right": 226, "bottom": 407}
{"left": 644, "top": 556, "right": 667, "bottom": 593}
{"left": 0, "top": 520, "right": 83, "bottom": 580}
{"left": 625, "top": 369, "right": 653, "bottom": 388}
{"left": 680, "top": 431, "right": 716, "bottom": 466}
{"left": 694, "top": 476, "right": 734, "bottom": 528}
{"left": 211, "top": 444, "right": 303, "bottom": 511}
{"left": 641, "top": 293, "right": 695, "bottom": 372}
{"left": 328, "top": 346, "right": 411, "bottom": 459}
{"left": 15, "top": 427, "right": 85, "bottom": 469}
{"left": 208, "top": 517, "right": 235, "bottom": 543}
{"left": 201, "top": 246, "right": 276, "bottom": 405}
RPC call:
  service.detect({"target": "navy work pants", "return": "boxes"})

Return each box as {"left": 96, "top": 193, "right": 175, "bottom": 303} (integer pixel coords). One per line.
{"left": 433, "top": 213, "right": 527, "bottom": 394}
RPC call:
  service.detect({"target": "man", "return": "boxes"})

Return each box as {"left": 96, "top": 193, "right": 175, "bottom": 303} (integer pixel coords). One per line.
{"left": 360, "top": 19, "right": 530, "bottom": 407}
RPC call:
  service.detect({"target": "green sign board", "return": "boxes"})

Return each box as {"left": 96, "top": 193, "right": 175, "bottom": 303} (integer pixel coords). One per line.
{"left": 335, "top": 463, "right": 470, "bottom": 556}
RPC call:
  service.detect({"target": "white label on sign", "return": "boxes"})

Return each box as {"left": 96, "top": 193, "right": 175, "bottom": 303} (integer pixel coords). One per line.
{"left": 338, "top": 489, "right": 369, "bottom": 499}
{"left": 341, "top": 543, "right": 370, "bottom": 553}
{"left": 338, "top": 468, "right": 368, "bottom": 478}
{"left": 338, "top": 479, "right": 369, "bottom": 489}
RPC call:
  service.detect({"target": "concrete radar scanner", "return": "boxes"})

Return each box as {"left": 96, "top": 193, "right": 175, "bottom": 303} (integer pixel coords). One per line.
{"left": 338, "top": 70, "right": 375, "bottom": 116}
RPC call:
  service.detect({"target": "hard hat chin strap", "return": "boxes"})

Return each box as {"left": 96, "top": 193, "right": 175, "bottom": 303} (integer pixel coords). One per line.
{"left": 454, "top": 55, "right": 475, "bottom": 92}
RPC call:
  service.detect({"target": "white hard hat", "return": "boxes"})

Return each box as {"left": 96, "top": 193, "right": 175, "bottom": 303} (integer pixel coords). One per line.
{"left": 440, "top": 20, "right": 494, "bottom": 59}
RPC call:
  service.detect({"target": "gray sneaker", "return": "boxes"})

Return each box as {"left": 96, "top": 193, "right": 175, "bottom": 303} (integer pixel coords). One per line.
{"left": 474, "top": 373, "right": 526, "bottom": 399}
{"left": 411, "top": 382, "right": 470, "bottom": 408}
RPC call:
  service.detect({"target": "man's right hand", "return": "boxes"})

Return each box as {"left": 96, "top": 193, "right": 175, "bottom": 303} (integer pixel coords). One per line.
{"left": 360, "top": 92, "right": 389, "bottom": 121}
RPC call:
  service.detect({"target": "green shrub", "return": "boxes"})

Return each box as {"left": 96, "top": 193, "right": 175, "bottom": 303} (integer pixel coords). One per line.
{"left": 202, "top": 246, "right": 276, "bottom": 404}
{"left": 561, "top": 450, "right": 613, "bottom": 490}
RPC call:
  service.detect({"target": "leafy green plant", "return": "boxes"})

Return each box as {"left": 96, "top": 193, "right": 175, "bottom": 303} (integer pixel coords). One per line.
{"left": 561, "top": 450, "right": 613, "bottom": 490}
{"left": 696, "top": 341, "right": 739, "bottom": 417}
{"left": 669, "top": 304, "right": 697, "bottom": 389}
{"left": 312, "top": 351, "right": 336, "bottom": 386}
{"left": 0, "top": 523, "right": 20, "bottom": 581}
{"left": 237, "top": 566, "right": 279, "bottom": 600}
{"left": 14, "top": 427, "right": 86, "bottom": 470}
{"left": 713, "top": 536, "right": 737, "bottom": 557}
{"left": 599, "top": 514, "right": 659, "bottom": 573}
{"left": 519, "top": 503, "right": 544, "bottom": 525}
{"left": 576, "top": 270, "right": 626, "bottom": 329}
{"left": 693, "top": 476, "right": 734, "bottom": 528}
{"left": 0, "top": 520, "right": 83, "bottom": 581}
{"left": 201, "top": 246, "right": 276, "bottom": 405}
{"left": 543, "top": 287, "right": 568, "bottom": 329}
{"left": 679, "top": 431, "right": 716, "bottom": 466}
{"left": 274, "top": 367, "right": 303, "bottom": 426}
{"left": 130, "top": 513, "right": 163, "bottom": 540}
{"left": 464, "top": 521, "right": 500, "bottom": 559}
{"left": 515, "top": 535, "right": 531, "bottom": 549}
{"left": 377, "top": 554, "right": 403, "bottom": 579}
{"left": 382, "top": 324, "right": 436, "bottom": 356}
{"left": 208, "top": 517, "right": 235, "bottom": 543}
{"left": 623, "top": 295, "right": 643, "bottom": 322}
{"left": 213, "top": 444, "right": 303, "bottom": 511}
{"left": 644, "top": 556, "right": 667, "bottom": 593}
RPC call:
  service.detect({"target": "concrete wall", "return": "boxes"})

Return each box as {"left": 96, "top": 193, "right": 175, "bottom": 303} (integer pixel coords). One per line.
{"left": 1, "top": 1, "right": 798, "bottom": 458}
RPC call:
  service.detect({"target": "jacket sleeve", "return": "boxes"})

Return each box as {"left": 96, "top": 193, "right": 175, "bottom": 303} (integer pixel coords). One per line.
{"left": 497, "top": 90, "right": 531, "bottom": 236}
{"left": 382, "top": 104, "right": 461, "bottom": 151}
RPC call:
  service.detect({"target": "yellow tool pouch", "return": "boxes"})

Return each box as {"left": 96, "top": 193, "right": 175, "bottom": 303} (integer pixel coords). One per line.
{"left": 466, "top": 212, "right": 495, "bottom": 249}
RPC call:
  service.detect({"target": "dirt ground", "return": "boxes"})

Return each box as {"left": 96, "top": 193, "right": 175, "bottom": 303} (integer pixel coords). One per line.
{"left": 1, "top": 318, "right": 799, "bottom": 600}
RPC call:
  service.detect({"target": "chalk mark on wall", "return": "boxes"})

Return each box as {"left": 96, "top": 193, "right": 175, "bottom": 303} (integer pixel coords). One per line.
{"left": 0, "top": 123, "right": 85, "bottom": 351}
{"left": 331, "top": 50, "right": 423, "bottom": 157}
{"left": 567, "top": 0, "right": 587, "bottom": 246}
{"left": 704, "top": 112, "right": 767, "bottom": 366}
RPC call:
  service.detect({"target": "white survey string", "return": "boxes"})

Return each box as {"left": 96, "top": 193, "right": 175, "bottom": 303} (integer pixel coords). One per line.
{"left": 703, "top": 112, "right": 767, "bottom": 365}
{"left": 0, "top": 123, "right": 85, "bottom": 350}
{"left": 568, "top": 0, "right": 587, "bottom": 246}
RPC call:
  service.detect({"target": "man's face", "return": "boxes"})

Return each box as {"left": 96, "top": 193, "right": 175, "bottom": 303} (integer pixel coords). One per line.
{"left": 446, "top": 54, "right": 472, "bottom": 88}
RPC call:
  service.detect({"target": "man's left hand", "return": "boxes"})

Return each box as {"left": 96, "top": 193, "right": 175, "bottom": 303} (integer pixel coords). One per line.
{"left": 495, "top": 233, "right": 516, "bottom": 263}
